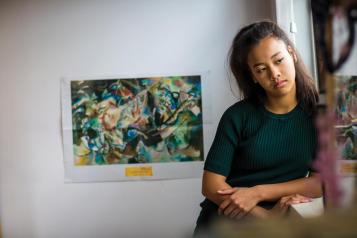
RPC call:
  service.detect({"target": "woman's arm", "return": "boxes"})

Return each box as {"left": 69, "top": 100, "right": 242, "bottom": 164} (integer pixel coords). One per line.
{"left": 202, "top": 170, "right": 233, "bottom": 206}
{"left": 218, "top": 172, "right": 322, "bottom": 216}
{"left": 254, "top": 172, "right": 322, "bottom": 201}
{"left": 247, "top": 194, "right": 313, "bottom": 219}
{"left": 203, "top": 170, "right": 271, "bottom": 218}
{"left": 203, "top": 169, "right": 322, "bottom": 219}
{"left": 202, "top": 170, "right": 265, "bottom": 219}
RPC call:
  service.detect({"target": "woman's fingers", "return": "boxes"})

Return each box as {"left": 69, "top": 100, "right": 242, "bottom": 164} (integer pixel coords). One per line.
{"left": 280, "top": 194, "right": 313, "bottom": 206}
{"left": 275, "top": 204, "right": 289, "bottom": 217}
{"left": 235, "top": 210, "right": 246, "bottom": 219}
{"left": 223, "top": 204, "right": 237, "bottom": 216}
{"left": 218, "top": 198, "right": 244, "bottom": 217}
{"left": 290, "top": 194, "right": 313, "bottom": 203}
{"left": 226, "top": 205, "right": 247, "bottom": 219}
{"left": 229, "top": 209, "right": 239, "bottom": 218}
{"left": 279, "top": 196, "right": 291, "bottom": 207}
{"left": 217, "top": 188, "right": 237, "bottom": 195}
{"left": 229, "top": 208, "right": 240, "bottom": 218}
{"left": 273, "top": 194, "right": 313, "bottom": 217}
{"left": 218, "top": 199, "right": 231, "bottom": 215}
{"left": 217, "top": 187, "right": 259, "bottom": 219}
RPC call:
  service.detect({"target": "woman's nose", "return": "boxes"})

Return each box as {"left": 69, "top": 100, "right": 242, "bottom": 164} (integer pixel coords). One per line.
{"left": 270, "top": 68, "right": 281, "bottom": 81}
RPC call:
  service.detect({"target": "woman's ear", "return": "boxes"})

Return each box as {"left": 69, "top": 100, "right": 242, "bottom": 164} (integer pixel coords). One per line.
{"left": 287, "top": 45, "right": 298, "bottom": 63}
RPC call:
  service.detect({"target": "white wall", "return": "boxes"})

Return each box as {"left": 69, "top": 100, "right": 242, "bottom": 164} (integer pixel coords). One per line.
{"left": 293, "top": 0, "right": 316, "bottom": 79}
{"left": 0, "top": 0, "right": 273, "bottom": 237}
{"left": 275, "top": 0, "right": 317, "bottom": 81}
{"left": 336, "top": 25, "right": 357, "bottom": 76}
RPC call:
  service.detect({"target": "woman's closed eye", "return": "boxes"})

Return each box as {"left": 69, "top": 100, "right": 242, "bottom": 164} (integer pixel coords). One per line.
{"left": 255, "top": 67, "right": 266, "bottom": 74}
{"left": 275, "top": 57, "right": 284, "bottom": 64}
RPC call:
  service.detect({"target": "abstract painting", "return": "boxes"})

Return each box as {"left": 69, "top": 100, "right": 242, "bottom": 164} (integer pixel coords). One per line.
{"left": 70, "top": 75, "right": 203, "bottom": 166}
{"left": 334, "top": 75, "right": 357, "bottom": 175}
{"left": 335, "top": 75, "right": 357, "bottom": 160}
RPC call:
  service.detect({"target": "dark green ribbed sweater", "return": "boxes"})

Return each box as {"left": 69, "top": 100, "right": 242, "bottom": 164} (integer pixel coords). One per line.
{"left": 204, "top": 99, "right": 317, "bottom": 188}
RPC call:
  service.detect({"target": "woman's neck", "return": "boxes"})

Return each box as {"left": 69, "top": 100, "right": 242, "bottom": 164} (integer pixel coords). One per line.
{"left": 265, "top": 95, "right": 298, "bottom": 114}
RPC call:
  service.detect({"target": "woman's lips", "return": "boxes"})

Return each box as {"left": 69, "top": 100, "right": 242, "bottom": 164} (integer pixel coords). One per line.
{"left": 274, "top": 80, "right": 287, "bottom": 88}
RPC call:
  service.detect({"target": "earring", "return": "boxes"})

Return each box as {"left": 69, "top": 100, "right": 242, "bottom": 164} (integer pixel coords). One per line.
{"left": 253, "top": 80, "right": 258, "bottom": 84}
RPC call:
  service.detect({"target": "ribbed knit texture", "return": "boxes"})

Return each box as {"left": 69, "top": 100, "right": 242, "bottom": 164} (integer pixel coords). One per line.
{"left": 204, "top": 99, "right": 317, "bottom": 188}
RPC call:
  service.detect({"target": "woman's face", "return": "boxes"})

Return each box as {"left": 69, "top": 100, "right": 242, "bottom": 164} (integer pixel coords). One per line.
{"left": 247, "top": 36, "right": 297, "bottom": 99}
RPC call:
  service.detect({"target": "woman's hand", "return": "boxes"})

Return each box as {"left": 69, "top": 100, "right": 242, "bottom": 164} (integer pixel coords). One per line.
{"left": 247, "top": 194, "right": 313, "bottom": 220}
{"left": 217, "top": 187, "right": 262, "bottom": 219}
{"left": 270, "top": 194, "right": 313, "bottom": 217}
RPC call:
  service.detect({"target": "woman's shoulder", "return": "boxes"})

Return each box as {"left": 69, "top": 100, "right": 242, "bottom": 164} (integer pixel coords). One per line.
{"left": 219, "top": 99, "right": 261, "bottom": 124}
{"left": 225, "top": 99, "right": 260, "bottom": 115}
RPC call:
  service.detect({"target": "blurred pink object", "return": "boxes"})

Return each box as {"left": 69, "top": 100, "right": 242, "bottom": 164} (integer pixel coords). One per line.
{"left": 313, "top": 110, "right": 343, "bottom": 207}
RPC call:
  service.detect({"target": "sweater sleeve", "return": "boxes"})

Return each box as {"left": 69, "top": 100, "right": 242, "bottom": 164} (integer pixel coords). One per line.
{"left": 204, "top": 106, "right": 241, "bottom": 177}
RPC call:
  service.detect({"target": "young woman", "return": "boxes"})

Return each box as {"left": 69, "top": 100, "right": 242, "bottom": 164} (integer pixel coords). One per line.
{"left": 194, "top": 21, "right": 322, "bottom": 234}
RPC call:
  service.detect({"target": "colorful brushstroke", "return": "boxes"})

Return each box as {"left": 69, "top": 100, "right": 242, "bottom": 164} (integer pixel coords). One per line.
{"left": 335, "top": 75, "right": 357, "bottom": 160}
{"left": 71, "top": 76, "right": 204, "bottom": 165}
